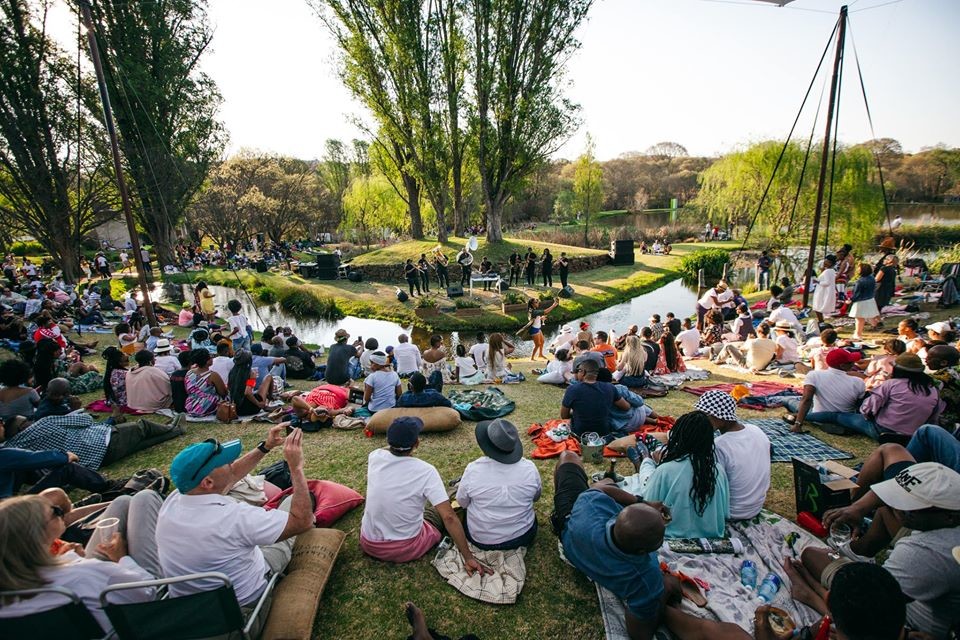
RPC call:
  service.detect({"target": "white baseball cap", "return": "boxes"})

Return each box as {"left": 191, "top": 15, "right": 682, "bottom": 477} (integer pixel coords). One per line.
{"left": 872, "top": 462, "right": 960, "bottom": 511}
{"left": 925, "top": 321, "right": 952, "bottom": 336}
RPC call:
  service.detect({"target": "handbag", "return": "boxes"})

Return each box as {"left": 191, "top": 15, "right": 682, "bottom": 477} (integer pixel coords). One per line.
{"left": 216, "top": 400, "right": 238, "bottom": 422}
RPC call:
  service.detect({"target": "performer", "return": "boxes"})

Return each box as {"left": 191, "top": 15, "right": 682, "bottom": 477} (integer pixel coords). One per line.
{"left": 417, "top": 253, "right": 431, "bottom": 293}
{"left": 479, "top": 256, "right": 494, "bottom": 291}
{"left": 433, "top": 251, "right": 449, "bottom": 289}
{"left": 517, "top": 296, "right": 560, "bottom": 361}
{"left": 524, "top": 248, "right": 537, "bottom": 287}
{"left": 403, "top": 258, "right": 421, "bottom": 297}
{"left": 558, "top": 252, "right": 570, "bottom": 289}
{"left": 456, "top": 246, "right": 473, "bottom": 287}
{"left": 508, "top": 249, "right": 522, "bottom": 286}
{"left": 541, "top": 248, "right": 554, "bottom": 288}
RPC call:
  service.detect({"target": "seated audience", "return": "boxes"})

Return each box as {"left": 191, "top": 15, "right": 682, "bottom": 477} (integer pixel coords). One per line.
{"left": 325, "top": 328, "right": 357, "bottom": 385}
{"left": 638, "top": 327, "right": 660, "bottom": 373}
{"left": 364, "top": 351, "right": 401, "bottom": 412}
{"left": 32, "top": 378, "right": 80, "bottom": 419}
{"left": 537, "top": 348, "right": 573, "bottom": 385}
{"left": 783, "top": 348, "right": 866, "bottom": 434}
{"left": 421, "top": 334, "right": 451, "bottom": 386}
{"left": 290, "top": 383, "right": 353, "bottom": 427}
{"left": 397, "top": 372, "right": 452, "bottom": 409}
{"left": 857, "top": 353, "right": 945, "bottom": 439}
{"left": 768, "top": 300, "right": 804, "bottom": 336}
{"left": 675, "top": 318, "right": 700, "bottom": 357}
{"left": 926, "top": 344, "right": 960, "bottom": 430}
{"left": 184, "top": 349, "right": 227, "bottom": 418}
{"left": 592, "top": 331, "right": 618, "bottom": 373}
{"left": 125, "top": 349, "right": 173, "bottom": 413}
{"left": 609, "top": 386, "right": 657, "bottom": 435}
{"left": 393, "top": 334, "right": 422, "bottom": 377}
{"left": 102, "top": 346, "right": 130, "bottom": 417}
{"left": 359, "top": 337, "right": 379, "bottom": 377}
{"left": 360, "top": 417, "right": 491, "bottom": 573}
{"left": 714, "top": 322, "right": 777, "bottom": 372}
{"left": 857, "top": 337, "right": 905, "bottom": 390}
{"left": 210, "top": 341, "right": 235, "bottom": 382}
{"left": 700, "top": 309, "right": 725, "bottom": 351}
{"left": 454, "top": 343, "right": 486, "bottom": 385}
{"left": 485, "top": 333, "right": 517, "bottom": 382}
{"left": 469, "top": 332, "right": 488, "bottom": 372}
{"left": 177, "top": 301, "right": 194, "bottom": 327}
{"left": 169, "top": 351, "right": 192, "bottom": 413}
{"left": 227, "top": 351, "right": 275, "bottom": 417}
{"left": 653, "top": 331, "right": 686, "bottom": 375}
{"left": 773, "top": 320, "right": 800, "bottom": 364}
{"left": 152, "top": 339, "right": 181, "bottom": 375}
{"left": 614, "top": 335, "right": 649, "bottom": 388}
{"left": 0, "top": 358, "right": 39, "bottom": 420}
{"left": 33, "top": 338, "right": 99, "bottom": 395}
{"left": 457, "top": 419, "right": 541, "bottom": 550}
{"left": 561, "top": 359, "right": 630, "bottom": 437}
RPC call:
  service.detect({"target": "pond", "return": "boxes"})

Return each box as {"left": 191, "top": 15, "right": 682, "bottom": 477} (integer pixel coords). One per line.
{"left": 149, "top": 278, "right": 701, "bottom": 358}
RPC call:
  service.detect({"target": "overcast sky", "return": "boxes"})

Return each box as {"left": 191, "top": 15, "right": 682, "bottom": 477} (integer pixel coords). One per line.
{"left": 49, "top": 0, "right": 960, "bottom": 161}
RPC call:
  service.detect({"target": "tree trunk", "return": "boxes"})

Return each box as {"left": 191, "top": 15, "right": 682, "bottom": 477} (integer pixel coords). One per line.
{"left": 49, "top": 237, "right": 80, "bottom": 284}
{"left": 485, "top": 194, "right": 504, "bottom": 242}
{"left": 403, "top": 173, "right": 424, "bottom": 239}
{"left": 144, "top": 212, "right": 177, "bottom": 268}
{"left": 451, "top": 160, "right": 465, "bottom": 236}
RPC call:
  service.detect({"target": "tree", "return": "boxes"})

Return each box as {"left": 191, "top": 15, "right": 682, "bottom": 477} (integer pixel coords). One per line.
{"left": 645, "top": 141, "right": 689, "bottom": 159}
{"left": 340, "top": 173, "right": 406, "bottom": 249}
{"left": 256, "top": 157, "right": 328, "bottom": 244}
{"left": 0, "top": 0, "right": 117, "bottom": 282}
{"left": 468, "top": 0, "right": 592, "bottom": 242}
{"left": 86, "top": 0, "right": 225, "bottom": 266}
{"left": 189, "top": 152, "right": 275, "bottom": 250}
{"left": 318, "top": 138, "right": 352, "bottom": 229}
{"left": 573, "top": 136, "right": 603, "bottom": 245}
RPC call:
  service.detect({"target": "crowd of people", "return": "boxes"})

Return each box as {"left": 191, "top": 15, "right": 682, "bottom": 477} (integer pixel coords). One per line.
{"left": 0, "top": 238, "right": 959, "bottom": 640}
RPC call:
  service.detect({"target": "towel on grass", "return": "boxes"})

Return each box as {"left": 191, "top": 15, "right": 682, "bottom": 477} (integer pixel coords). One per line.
{"left": 648, "top": 368, "right": 709, "bottom": 388}
{"left": 682, "top": 381, "right": 799, "bottom": 411}
{"left": 595, "top": 510, "right": 823, "bottom": 640}
{"left": 432, "top": 539, "right": 527, "bottom": 605}
{"left": 448, "top": 386, "right": 516, "bottom": 421}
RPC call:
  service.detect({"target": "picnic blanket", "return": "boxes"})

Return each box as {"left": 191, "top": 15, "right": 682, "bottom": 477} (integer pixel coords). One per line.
{"left": 528, "top": 418, "right": 676, "bottom": 460}
{"left": 448, "top": 386, "right": 515, "bottom": 422}
{"left": 85, "top": 400, "right": 146, "bottom": 415}
{"left": 648, "top": 367, "right": 709, "bottom": 389}
{"left": 596, "top": 510, "right": 824, "bottom": 640}
{"left": 682, "top": 381, "right": 799, "bottom": 411}
{"left": 748, "top": 418, "right": 853, "bottom": 463}
{"left": 432, "top": 539, "right": 527, "bottom": 605}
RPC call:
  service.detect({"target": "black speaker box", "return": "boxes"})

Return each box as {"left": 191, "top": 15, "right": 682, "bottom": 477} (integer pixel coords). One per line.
{"left": 313, "top": 253, "right": 340, "bottom": 268}
{"left": 396, "top": 290, "right": 409, "bottom": 302}
{"left": 298, "top": 262, "right": 317, "bottom": 278}
{"left": 498, "top": 280, "right": 510, "bottom": 292}
{"left": 612, "top": 239, "right": 634, "bottom": 253}
{"left": 255, "top": 260, "right": 267, "bottom": 273}
{"left": 314, "top": 267, "right": 338, "bottom": 280}
{"left": 610, "top": 253, "right": 635, "bottom": 266}
{"left": 447, "top": 285, "right": 464, "bottom": 298}
{"left": 558, "top": 285, "right": 575, "bottom": 298}
{"left": 347, "top": 270, "right": 362, "bottom": 283}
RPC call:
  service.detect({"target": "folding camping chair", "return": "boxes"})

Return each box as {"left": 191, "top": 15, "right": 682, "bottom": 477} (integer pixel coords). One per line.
{"left": 919, "top": 262, "right": 960, "bottom": 294}
{"left": 100, "top": 571, "right": 279, "bottom": 640}
{"left": 0, "top": 586, "right": 108, "bottom": 640}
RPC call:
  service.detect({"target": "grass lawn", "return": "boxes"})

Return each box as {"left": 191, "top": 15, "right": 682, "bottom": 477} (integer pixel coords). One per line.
{"left": 164, "top": 241, "right": 739, "bottom": 332}
{"left": 76, "top": 299, "right": 953, "bottom": 639}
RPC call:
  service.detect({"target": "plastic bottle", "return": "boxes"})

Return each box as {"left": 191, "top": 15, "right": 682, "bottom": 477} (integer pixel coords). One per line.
{"left": 740, "top": 560, "right": 758, "bottom": 590}
{"left": 756, "top": 573, "right": 782, "bottom": 604}
{"left": 796, "top": 511, "right": 828, "bottom": 537}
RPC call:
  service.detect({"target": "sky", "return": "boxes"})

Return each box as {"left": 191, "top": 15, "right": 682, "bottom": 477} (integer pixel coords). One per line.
{"left": 47, "top": 0, "right": 960, "bottom": 161}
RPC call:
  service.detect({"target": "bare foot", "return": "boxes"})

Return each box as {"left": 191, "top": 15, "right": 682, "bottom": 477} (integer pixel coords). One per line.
{"left": 404, "top": 602, "right": 431, "bottom": 640}
{"left": 782, "top": 558, "right": 825, "bottom": 608}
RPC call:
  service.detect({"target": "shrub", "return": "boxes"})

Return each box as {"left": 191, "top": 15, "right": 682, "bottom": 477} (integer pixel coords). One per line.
{"left": 10, "top": 240, "right": 43, "bottom": 256}
{"left": 886, "top": 225, "right": 960, "bottom": 250}
{"left": 254, "top": 286, "right": 277, "bottom": 304}
{"left": 678, "top": 248, "right": 731, "bottom": 280}
{"left": 501, "top": 290, "right": 527, "bottom": 305}
{"left": 931, "top": 243, "right": 960, "bottom": 272}
{"left": 279, "top": 290, "right": 342, "bottom": 319}
{"left": 416, "top": 295, "right": 437, "bottom": 309}
{"left": 454, "top": 296, "right": 481, "bottom": 309}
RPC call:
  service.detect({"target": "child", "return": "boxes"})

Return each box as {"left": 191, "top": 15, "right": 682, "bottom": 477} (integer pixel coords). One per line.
{"left": 454, "top": 343, "right": 485, "bottom": 385}
{"left": 225, "top": 299, "right": 250, "bottom": 352}
{"left": 537, "top": 348, "right": 573, "bottom": 385}
{"left": 859, "top": 338, "right": 906, "bottom": 390}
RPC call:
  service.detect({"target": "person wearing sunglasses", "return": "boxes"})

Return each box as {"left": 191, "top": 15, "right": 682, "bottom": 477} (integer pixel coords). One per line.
{"left": 156, "top": 424, "right": 314, "bottom": 622}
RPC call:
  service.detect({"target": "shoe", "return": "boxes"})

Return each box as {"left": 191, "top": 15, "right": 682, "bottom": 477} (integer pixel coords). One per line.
{"left": 816, "top": 421, "right": 849, "bottom": 435}
{"left": 838, "top": 541, "right": 873, "bottom": 563}
{"left": 170, "top": 412, "right": 186, "bottom": 432}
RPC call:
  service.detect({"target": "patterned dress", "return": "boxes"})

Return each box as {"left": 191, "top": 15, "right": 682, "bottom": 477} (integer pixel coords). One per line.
{"left": 184, "top": 369, "right": 220, "bottom": 417}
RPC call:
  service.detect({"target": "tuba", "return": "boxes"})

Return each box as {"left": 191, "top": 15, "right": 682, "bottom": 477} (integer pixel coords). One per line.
{"left": 460, "top": 236, "right": 477, "bottom": 266}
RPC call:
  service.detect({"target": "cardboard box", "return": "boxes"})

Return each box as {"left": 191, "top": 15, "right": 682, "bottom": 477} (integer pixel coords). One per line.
{"left": 792, "top": 458, "right": 858, "bottom": 519}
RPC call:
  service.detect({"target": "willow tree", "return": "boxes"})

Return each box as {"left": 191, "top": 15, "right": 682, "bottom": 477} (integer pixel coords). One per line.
{"left": 468, "top": 0, "right": 591, "bottom": 242}
{"left": 86, "top": 0, "right": 225, "bottom": 266}
{"left": 573, "top": 135, "right": 603, "bottom": 245}
{"left": 0, "top": 0, "right": 117, "bottom": 282}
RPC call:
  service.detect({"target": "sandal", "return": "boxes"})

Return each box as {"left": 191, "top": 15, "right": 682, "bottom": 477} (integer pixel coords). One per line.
{"left": 660, "top": 562, "right": 708, "bottom": 607}
{"left": 782, "top": 414, "right": 796, "bottom": 425}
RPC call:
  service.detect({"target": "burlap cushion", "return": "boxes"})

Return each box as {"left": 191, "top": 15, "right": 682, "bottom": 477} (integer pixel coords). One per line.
{"left": 259, "top": 528, "right": 346, "bottom": 640}
{"left": 365, "top": 407, "right": 461, "bottom": 434}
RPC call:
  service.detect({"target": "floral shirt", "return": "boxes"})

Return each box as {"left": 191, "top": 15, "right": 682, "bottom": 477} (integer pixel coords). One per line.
{"left": 930, "top": 366, "right": 960, "bottom": 430}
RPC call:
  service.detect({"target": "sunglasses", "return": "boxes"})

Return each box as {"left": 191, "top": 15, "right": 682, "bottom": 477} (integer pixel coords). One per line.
{"left": 51, "top": 505, "right": 65, "bottom": 520}
{"left": 190, "top": 438, "right": 222, "bottom": 481}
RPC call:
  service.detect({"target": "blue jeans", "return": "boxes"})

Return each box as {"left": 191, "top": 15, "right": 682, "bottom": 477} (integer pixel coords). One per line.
{"left": 907, "top": 424, "right": 960, "bottom": 473}
{"left": 782, "top": 398, "right": 881, "bottom": 440}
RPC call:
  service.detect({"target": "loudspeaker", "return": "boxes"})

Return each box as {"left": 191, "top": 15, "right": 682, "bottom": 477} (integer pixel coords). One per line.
{"left": 396, "top": 290, "right": 409, "bottom": 302}
{"left": 314, "top": 267, "right": 338, "bottom": 280}
{"left": 610, "top": 252, "right": 635, "bottom": 266}
{"left": 612, "top": 239, "right": 634, "bottom": 253}
{"left": 498, "top": 280, "right": 510, "bottom": 292}
{"left": 298, "top": 262, "right": 317, "bottom": 278}
{"left": 255, "top": 260, "right": 267, "bottom": 273}
{"left": 558, "top": 285, "right": 575, "bottom": 298}
{"left": 313, "top": 253, "right": 340, "bottom": 269}
{"left": 347, "top": 270, "right": 362, "bottom": 283}
{"left": 447, "top": 285, "right": 464, "bottom": 298}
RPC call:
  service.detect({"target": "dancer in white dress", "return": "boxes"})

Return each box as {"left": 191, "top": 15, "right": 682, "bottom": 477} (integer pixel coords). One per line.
{"left": 811, "top": 255, "right": 837, "bottom": 324}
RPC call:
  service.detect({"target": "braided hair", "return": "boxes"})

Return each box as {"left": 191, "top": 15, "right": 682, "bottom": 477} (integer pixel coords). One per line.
{"left": 660, "top": 411, "right": 718, "bottom": 517}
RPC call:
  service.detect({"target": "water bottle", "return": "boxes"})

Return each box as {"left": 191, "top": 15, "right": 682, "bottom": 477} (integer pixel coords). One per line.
{"left": 740, "top": 560, "right": 758, "bottom": 590}
{"left": 756, "top": 573, "right": 782, "bottom": 604}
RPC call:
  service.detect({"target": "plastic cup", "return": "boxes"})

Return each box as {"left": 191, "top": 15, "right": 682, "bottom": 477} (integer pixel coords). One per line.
{"left": 95, "top": 517, "right": 120, "bottom": 542}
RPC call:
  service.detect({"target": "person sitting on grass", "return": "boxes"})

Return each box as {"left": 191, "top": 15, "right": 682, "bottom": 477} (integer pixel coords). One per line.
{"left": 184, "top": 349, "right": 227, "bottom": 418}
{"left": 32, "top": 377, "right": 81, "bottom": 419}
{"left": 772, "top": 320, "right": 800, "bottom": 365}
{"left": 169, "top": 351, "right": 192, "bottom": 414}
{"left": 125, "top": 349, "right": 172, "bottom": 413}
{"left": 282, "top": 336, "right": 316, "bottom": 380}
{"left": 654, "top": 330, "right": 686, "bottom": 375}
{"left": 856, "top": 353, "right": 945, "bottom": 440}
{"left": 537, "top": 348, "right": 574, "bottom": 386}
{"left": 782, "top": 348, "right": 866, "bottom": 435}
{"left": 0, "top": 358, "right": 39, "bottom": 420}
{"left": 102, "top": 346, "right": 131, "bottom": 419}
{"left": 397, "top": 372, "right": 452, "bottom": 409}
{"left": 551, "top": 449, "right": 749, "bottom": 640}
{"left": 620, "top": 411, "right": 729, "bottom": 539}
{"left": 675, "top": 317, "right": 701, "bottom": 358}
{"left": 926, "top": 344, "right": 960, "bottom": 430}
{"left": 289, "top": 382, "right": 354, "bottom": 428}
{"left": 457, "top": 419, "right": 541, "bottom": 550}
{"left": 363, "top": 351, "right": 401, "bottom": 413}
{"left": 713, "top": 322, "right": 777, "bottom": 372}
{"left": 324, "top": 328, "right": 357, "bottom": 385}
{"left": 695, "top": 391, "right": 771, "bottom": 521}
{"left": 453, "top": 343, "right": 486, "bottom": 385}
{"left": 609, "top": 386, "right": 658, "bottom": 435}
{"left": 360, "top": 416, "right": 493, "bottom": 575}
{"left": 799, "top": 462, "right": 960, "bottom": 639}
{"left": 227, "top": 351, "right": 276, "bottom": 417}
{"left": 561, "top": 359, "right": 631, "bottom": 438}
{"left": 855, "top": 337, "right": 905, "bottom": 390}
{"left": 613, "top": 335, "right": 650, "bottom": 388}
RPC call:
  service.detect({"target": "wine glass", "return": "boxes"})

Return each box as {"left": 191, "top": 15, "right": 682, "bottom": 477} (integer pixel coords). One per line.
{"left": 828, "top": 522, "right": 852, "bottom": 559}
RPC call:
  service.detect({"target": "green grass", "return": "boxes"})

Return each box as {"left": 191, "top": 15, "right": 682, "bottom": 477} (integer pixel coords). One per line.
{"left": 73, "top": 298, "right": 960, "bottom": 639}
{"left": 348, "top": 236, "right": 607, "bottom": 267}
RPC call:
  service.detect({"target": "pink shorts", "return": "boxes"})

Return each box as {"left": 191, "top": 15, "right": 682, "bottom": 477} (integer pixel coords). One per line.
{"left": 359, "top": 521, "right": 441, "bottom": 563}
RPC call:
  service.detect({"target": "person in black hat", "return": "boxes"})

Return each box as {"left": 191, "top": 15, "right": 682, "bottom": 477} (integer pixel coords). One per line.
{"left": 456, "top": 419, "right": 541, "bottom": 550}
{"left": 359, "top": 417, "right": 492, "bottom": 575}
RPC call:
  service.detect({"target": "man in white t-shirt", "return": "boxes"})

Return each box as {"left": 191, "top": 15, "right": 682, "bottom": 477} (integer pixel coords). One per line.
{"left": 549, "top": 326, "right": 576, "bottom": 354}
{"left": 469, "top": 332, "right": 489, "bottom": 370}
{"left": 210, "top": 342, "right": 234, "bottom": 382}
{"left": 360, "top": 417, "right": 492, "bottom": 576}
{"left": 457, "top": 419, "right": 541, "bottom": 549}
{"left": 714, "top": 322, "right": 777, "bottom": 372}
{"left": 152, "top": 340, "right": 181, "bottom": 375}
{"left": 768, "top": 301, "right": 804, "bottom": 337}
{"left": 675, "top": 318, "right": 701, "bottom": 357}
{"left": 783, "top": 348, "right": 866, "bottom": 434}
{"left": 695, "top": 391, "right": 771, "bottom": 521}
{"left": 695, "top": 281, "right": 726, "bottom": 330}
{"left": 157, "top": 425, "right": 314, "bottom": 610}
{"left": 392, "top": 334, "right": 422, "bottom": 376}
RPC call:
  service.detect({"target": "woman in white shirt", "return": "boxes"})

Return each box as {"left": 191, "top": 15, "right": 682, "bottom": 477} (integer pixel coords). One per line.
{"left": 454, "top": 344, "right": 485, "bottom": 385}
{"left": 363, "top": 352, "right": 401, "bottom": 412}
{"left": 0, "top": 493, "right": 159, "bottom": 634}
{"left": 485, "top": 333, "right": 516, "bottom": 381}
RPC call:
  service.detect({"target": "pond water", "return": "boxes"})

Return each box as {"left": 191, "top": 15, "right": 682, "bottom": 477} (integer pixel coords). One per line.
{"left": 149, "top": 278, "right": 700, "bottom": 357}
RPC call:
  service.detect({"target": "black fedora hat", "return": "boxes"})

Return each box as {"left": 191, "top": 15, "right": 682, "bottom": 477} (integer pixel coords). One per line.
{"left": 475, "top": 419, "right": 523, "bottom": 464}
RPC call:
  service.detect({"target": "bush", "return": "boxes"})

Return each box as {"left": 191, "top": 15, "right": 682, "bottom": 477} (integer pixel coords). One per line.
{"left": 279, "top": 290, "right": 342, "bottom": 319}
{"left": 501, "top": 290, "right": 527, "bottom": 305}
{"left": 885, "top": 225, "right": 960, "bottom": 250}
{"left": 454, "top": 297, "right": 481, "bottom": 309}
{"left": 254, "top": 286, "right": 277, "bottom": 304}
{"left": 416, "top": 295, "right": 437, "bottom": 309}
{"left": 10, "top": 240, "right": 43, "bottom": 256}
{"left": 678, "top": 248, "right": 731, "bottom": 280}
{"left": 931, "top": 243, "right": 960, "bottom": 272}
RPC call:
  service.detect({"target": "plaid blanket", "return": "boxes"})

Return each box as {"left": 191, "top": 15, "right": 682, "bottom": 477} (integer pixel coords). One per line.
{"left": 432, "top": 539, "right": 527, "bottom": 605}
{"left": 596, "top": 510, "right": 824, "bottom": 639}
{"left": 448, "top": 386, "right": 516, "bottom": 421}
{"left": 747, "top": 418, "right": 853, "bottom": 463}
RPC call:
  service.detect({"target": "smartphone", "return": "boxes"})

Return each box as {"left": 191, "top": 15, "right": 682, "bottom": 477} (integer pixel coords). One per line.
{"left": 285, "top": 423, "right": 295, "bottom": 435}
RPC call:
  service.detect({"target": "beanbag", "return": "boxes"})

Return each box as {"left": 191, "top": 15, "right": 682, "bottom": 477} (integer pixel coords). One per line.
{"left": 260, "top": 528, "right": 345, "bottom": 640}
{"left": 366, "top": 406, "right": 461, "bottom": 434}
{"left": 263, "top": 480, "right": 364, "bottom": 528}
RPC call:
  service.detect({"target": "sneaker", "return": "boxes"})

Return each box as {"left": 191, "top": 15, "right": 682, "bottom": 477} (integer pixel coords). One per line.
{"left": 816, "top": 422, "right": 849, "bottom": 435}
{"left": 838, "top": 541, "right": 873, "bottom": 563}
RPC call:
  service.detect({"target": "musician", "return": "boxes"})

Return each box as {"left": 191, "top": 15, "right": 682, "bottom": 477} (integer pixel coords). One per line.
{"left": 541, "top": 248, "right": 554, "bottom": 288}
{"left": 457, "top": 247, "right": 473, "bottom": 287}
{"left": 433, "top": 251, "right": 449, "bottom": 289}
{"left": 508, "top": 250, "right": 522, "bottom": 286}
{"left": 417, "top": 253, "right": 431, "bottom": 293}
{"left": 403, "top": 258, "right": 421, "bottom": 297}
{"left": 524, "top": 248, "right": 537, "bottom": 287}
{"left": 479, "top": 256, "right": 494, "bottom": 291}
{"left": 558, "top": 252, "right": 570, "bottom": 289}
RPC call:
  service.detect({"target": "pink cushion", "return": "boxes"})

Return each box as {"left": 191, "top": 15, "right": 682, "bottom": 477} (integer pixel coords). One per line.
{"left": 263, "top": 480, "right": 364, "bottom": 528}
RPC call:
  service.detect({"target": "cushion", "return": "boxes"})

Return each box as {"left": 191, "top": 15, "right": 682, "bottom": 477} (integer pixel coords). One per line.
{"left": 260, "top": 528, "right": 346, "bottom": 640}
{"left": 366, "top": 407, "right": 461, "bottom": 434}
{"left": 263, "top": 480, "right": 364, "bottom": 528}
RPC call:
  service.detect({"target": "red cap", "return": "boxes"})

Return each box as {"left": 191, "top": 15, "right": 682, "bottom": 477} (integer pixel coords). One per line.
{"left": 579, "top": 321, "right": 589, "bottom": 330}
{"left": 826, "top": 348, "right": 861, "bottom": 368}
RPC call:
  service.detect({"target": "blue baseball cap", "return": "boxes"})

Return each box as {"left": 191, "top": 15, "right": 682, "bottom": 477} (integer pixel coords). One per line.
{"left": 387, "top": 416, "right": 423, "bottom": 450}
{"left": 170, "top": 438, "right": 242, "bottom": 493}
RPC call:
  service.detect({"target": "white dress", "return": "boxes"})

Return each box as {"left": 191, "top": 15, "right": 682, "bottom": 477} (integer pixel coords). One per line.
{"left": 811, "top": 267, "right": 837, "bottom": 315}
